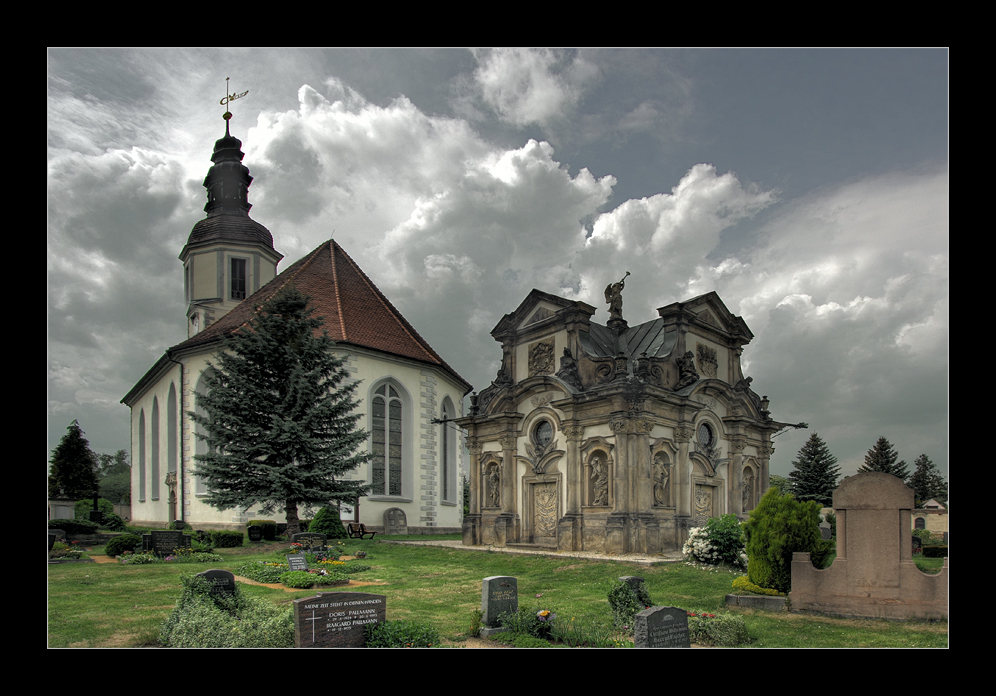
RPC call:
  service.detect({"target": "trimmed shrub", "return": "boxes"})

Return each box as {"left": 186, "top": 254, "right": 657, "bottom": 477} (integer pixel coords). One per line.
{"left": 687, "top": 612, "right": 751, "bottom": 647}
{"left": 308, "top": 506, "right": 347, "bottom": 539}
{"left": 608, "top": 580, "right": 653, "bottom": 630}
{"left": 104, "top": 534, "right": 143, "bottom": 557}
{"left": 48, "top": 518, "right": 99, "bottom": 535}
{"left": 744, "top": 487, "right": 824, "bottom": 593}
{"left": 159, "top": 575, "right": 293, "bottom": 648}
{"left": 731, "top": 575, "right": 785, "bottom": 596}
{"left": 364, "top": 619, "right": 440, "bottom": 648}
{"left": 210, "top": 530, "right": 245, "bottom": 548}
{"left": 496, "top": 607, "right": 555, "bottom": 640}
{"left": 249, "top": 520, "right": 278, "bottom": 540}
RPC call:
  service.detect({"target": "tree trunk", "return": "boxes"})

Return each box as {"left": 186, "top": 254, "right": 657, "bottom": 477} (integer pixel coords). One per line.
{"left": 285, "top": 501, "right": 301, "bottom": 537}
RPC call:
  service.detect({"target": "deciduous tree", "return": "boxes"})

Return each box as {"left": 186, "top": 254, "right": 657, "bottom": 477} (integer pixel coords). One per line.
{"left": 190, "top": 286, "right": 371, "bottom": 535}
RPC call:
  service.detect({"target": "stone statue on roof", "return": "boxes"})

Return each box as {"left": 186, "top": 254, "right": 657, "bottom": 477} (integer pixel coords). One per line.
{"left": 604, "top": 271, "right": 630, "bottom": 322}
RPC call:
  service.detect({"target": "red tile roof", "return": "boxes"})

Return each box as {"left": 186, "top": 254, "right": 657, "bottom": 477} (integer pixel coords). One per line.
{"left": 171, "top": 239, "right": 471, "bottom": 393}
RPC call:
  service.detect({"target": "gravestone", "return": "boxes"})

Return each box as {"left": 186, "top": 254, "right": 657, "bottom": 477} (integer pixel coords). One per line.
{"left": 247, "top": 526, "right": 264, "bottom": 542}
{"left": 291, "top": 532, "right": 327, "bottom": 550}
{"left": 49, "top": 529, "right": 64, "bottom": 551}
{"left": 634, "top": 606, "right": 691, "bottom": 648}
{"left": 384, "top": 507, "right": 408, "bottom": 535}
{"left": 196, "top": 569, "right": 237, "bottom": 597}
{"left": 293, "top": 591, "right": 387, "bottom": 648}
{"left": 619, "top": 575, "right": 645, "bottom": 591}
{"left": 286, "top": 553, "right": 309, "bottom": 572}
{"left": 148, "top": 530, "right": 191, "bottom": 556}
{"left": 911, "top": 536, "right": 922, "bottom": 554}
{"left": 481, "top": 576, "right": 518, "bottom": 635}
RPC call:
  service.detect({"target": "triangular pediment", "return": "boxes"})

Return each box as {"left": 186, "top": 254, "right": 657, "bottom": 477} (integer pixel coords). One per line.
{"left": 492, "top": 289, "right": 595, "bottom": 337}
{"left": 657, "top": 291, "right": 753, "bottom": 341}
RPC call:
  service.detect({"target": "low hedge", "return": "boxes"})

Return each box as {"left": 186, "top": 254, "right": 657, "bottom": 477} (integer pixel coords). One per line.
{"left": 211, "top": 530, "right": 245, "bottom": 548}
{"left": 49, "top": 519, "right": 99, "bottom": 535}
{"left": 923, "top": 545, "right": 948, "bottom": 558}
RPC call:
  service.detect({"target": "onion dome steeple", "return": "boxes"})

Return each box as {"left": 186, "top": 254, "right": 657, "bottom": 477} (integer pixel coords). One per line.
{"left": 203, "top": 115, "right": 253, "bottom": 215}
{"left": 180, "top": 88, "right": 283, "bottom": 338}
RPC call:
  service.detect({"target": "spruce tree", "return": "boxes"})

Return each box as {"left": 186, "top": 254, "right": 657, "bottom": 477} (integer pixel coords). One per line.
{"left": 787, "top": 433, "right": 840, "bottom": 506}
{"left": 190, "top": 286, "right": 371, "bottom": 535}
{"left": 908, "top": 454, "right": 947, "bottom": 507}
{"left": 857, "top": 436, "right": 909, "bottom": 482}
{"left": 49, "top": 420, "right": 100, "bottom": 499}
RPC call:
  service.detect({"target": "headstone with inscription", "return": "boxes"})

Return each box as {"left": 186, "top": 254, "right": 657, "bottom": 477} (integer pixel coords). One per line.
{"left": 196, "top": 569, "right": 237, "bottom": 597}
{"left": 384, "top": 507, "right": 408, "bottom": 535}
{"left": 634, "top": 606, "right": 691, "bottom": 648}
{"left": 149, "top": 530, "right": 191, "bottom": 556}
{"left": 291, "top": 532, "right": 327, "bottom": 551}
{"left": 293, "top": 591, "right": 387, "bottom": 648}
{"left": 286, "top": 553, "right": 309, "bottom": 572}
{"left": 481, "top": 576, "right": 518, "bottom": 633}
{"left": 247, "top": 526, "right": 264, "bottom": 542}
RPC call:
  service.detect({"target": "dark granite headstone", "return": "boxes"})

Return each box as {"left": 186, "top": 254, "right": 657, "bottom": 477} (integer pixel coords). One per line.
{"left": 196, "top": 569, "right": 237, "bottom": 596}
{"left": 821, "top": 526, "right": 832, "bottom": 540}
{"left": 286, "top": 553, "right": 309, "bottom": 572}
{"left": 247, "top": 526, "right": 264, "bottom": 542}
{"left": 293, "top": 591, "right": 387, "bottom": 648}
{"left": 149, "top": 530, "right": 190, "bottom": 556}
{"left": 634, "top": 606, "right": 691, "bottom": 648}
{"left": 481, "top": 576, "right": 518, "bottom": 627}
{"left": 291, "top": 532, "right": 327, "bottom": 550}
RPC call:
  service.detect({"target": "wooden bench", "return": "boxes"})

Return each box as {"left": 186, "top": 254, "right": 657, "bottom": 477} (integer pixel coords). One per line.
{"left": 347, "top": 523, "right": 377, "bottom": 539}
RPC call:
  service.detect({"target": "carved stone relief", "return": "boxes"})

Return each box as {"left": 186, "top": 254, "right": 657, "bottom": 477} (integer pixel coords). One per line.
{"left": 528, "top": 338, "right": 556, "bottom": 377}
{"left": 697, "top": 343, "right": 718, "bottom": 379}
{"left": 694, "top": 485, "right": 713, "bottom": 524}
{"left": 534, "top": 482, "right": 559, "bottom": 537}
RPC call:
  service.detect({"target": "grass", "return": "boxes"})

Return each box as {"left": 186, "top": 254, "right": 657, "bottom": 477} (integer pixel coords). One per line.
{"left": 48, "top": 534, "right": 948, "bottom": 648}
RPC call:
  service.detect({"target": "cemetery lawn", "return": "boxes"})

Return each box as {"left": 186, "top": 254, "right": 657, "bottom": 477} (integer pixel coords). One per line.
{"left": 47, "top": 537, "right": 947, "bottom": 648}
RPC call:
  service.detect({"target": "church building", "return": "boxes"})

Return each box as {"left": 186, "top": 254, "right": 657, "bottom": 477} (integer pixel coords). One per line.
{"left": 122, "top": 115, "right": 472, "bottom": 532}
{"left": 456, "top": 278, "right": 791, "bottom": 555}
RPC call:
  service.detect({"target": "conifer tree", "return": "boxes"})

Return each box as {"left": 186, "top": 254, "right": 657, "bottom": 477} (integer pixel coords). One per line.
{"left": 857, "top": 436, "right": 909, "bottom": 482}
{"left": 787, "top": 433, "right": 840, "bottom": 506}
{"left": 908, "top": 454, "right": 947, "bottom": 507}
{"left": 190, "top": 286, "right": 371, "bottom": 535}
{"left": 49, "top": 420, "right": 100, "bottom": 499}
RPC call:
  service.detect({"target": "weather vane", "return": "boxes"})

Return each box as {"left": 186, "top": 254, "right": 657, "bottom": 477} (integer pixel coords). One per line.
{"left": 220, "top": 77, "right": 249, "bottom": 129}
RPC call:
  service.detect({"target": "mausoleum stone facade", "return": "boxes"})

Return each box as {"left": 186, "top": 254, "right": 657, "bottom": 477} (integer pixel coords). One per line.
{"left": 456, "top": 287, "right": 791, "bottom": 555}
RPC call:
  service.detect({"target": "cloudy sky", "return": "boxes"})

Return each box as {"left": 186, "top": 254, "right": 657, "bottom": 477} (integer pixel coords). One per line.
{"left": 48, "top": 48, "right": 948, "bottom": 485}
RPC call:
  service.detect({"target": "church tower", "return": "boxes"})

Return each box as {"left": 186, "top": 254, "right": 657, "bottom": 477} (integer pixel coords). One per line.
{"left": 179, "top": 111, "right": 283, "bottom": 337}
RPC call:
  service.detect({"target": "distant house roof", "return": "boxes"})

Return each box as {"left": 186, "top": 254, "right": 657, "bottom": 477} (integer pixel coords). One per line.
{"left": 124, "top": 239, "right": 472, "bottom": 404}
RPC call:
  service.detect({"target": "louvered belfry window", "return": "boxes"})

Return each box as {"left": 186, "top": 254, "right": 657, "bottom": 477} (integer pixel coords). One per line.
{"left": 372, "top": 384, "right": 403, "bottom": 496}
{"left": 230, "top": 258, "right": 247, "bottom": 300}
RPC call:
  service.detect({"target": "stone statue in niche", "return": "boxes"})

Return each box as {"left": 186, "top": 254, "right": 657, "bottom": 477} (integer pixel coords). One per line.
{"left": 674, "top": 351, "right": 700, "bottom": 390}
{"left": 604, "top": 271, "right": 630, "bottom": 322}
{"left": 590, "top": 456, "right": 609, "bottom": 506}
{"left": 743, "top": 468, "right": 755, "bottom": 510}
{"left": 555, "top": 347, "right": 583, "bottom": 391}
{"left": 487, "top": 462, "right": 501, "bottom": 508}
{"left": 697, "top": 343, "right": 718, "bottom": 379}
{"left": 528, "top": 338, "right": 555, "bottom": 376}
{"left": 653, "top": 457, "right": 671, "bottom": 506}
{"left": 695, "top": 485, "right": 712, "bottom": 523}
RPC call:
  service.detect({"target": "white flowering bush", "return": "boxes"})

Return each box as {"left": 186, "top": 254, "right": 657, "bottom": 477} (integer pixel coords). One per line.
{"left": 683, "top": 515, "right": 748, "bottom": 570}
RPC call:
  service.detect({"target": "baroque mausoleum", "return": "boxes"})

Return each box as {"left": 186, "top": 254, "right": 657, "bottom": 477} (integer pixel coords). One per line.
{"left": 456, "top": 279, "right": 791, "bottom": 555}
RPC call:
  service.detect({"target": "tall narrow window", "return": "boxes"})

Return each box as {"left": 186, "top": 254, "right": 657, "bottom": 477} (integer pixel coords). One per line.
{"left": 441, "top": 403, "right": 450, "bottom": 501}
{"left": 372, "top": 384, "right": 403, "bottom": 496}
{"left": 230, "top": 258, "right": 247, "bottom": 300}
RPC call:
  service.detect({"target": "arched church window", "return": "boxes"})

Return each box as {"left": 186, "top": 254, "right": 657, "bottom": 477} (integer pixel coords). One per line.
{"left": 372, "top": 383, "right": 404, "bottom": 497}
